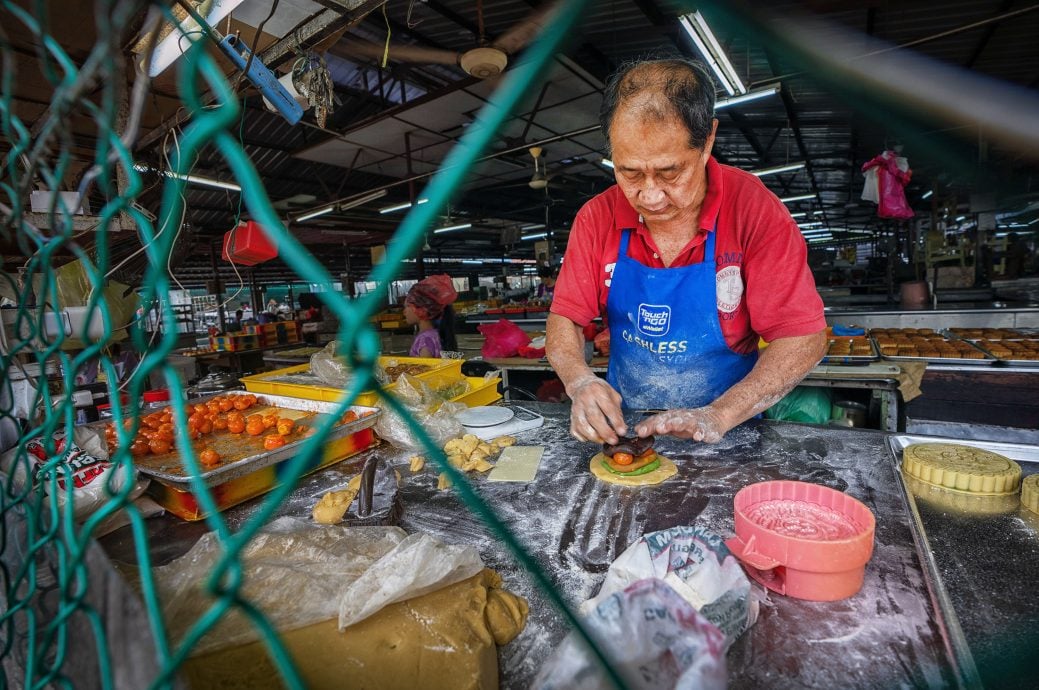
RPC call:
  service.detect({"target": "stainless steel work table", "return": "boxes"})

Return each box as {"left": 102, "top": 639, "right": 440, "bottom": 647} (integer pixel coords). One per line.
{"left": 98, "top": 404, "right": 1039, "bottom": 688}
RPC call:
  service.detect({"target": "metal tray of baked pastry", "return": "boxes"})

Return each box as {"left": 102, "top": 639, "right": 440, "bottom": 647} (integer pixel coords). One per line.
{"left": 820, "top": 335, "right": 879, "bottom": 364}
{"left": 888, "top": 434, "right": 1039, "bottom": 690}
{"left": 874, "top": 337, "right": 996, "bottom": 365}
{"left": 965, "top": 339, "right": 1039, "bottom": 367}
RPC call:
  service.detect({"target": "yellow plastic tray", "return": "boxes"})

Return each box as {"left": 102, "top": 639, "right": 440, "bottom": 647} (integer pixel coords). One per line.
{"left": 241, "top": 356, "right": 463, "bottom": 406}
{"left": 452, "top": 376, "right": 502, "bottom": 407}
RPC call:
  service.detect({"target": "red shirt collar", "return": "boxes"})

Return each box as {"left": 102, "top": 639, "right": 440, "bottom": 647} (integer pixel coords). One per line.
{"left": 606, "top": 155, "right": 723, "bottom": 250}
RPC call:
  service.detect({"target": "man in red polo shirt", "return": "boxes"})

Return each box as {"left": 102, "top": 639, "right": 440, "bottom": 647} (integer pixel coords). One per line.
{"left": 546, "top": 59, "right": 827, "bottom": 445}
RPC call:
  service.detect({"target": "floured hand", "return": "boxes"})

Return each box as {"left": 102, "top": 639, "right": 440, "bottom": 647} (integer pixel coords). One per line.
{"left": 635, "top": 406, "right": 728, "bottom": 443}
{"left": 567, "top": 375, "right": 626, "bottom": 444}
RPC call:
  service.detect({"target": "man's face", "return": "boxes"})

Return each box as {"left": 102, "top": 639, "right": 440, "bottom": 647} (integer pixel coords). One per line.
{"left": 610, "top": 110, "right": 717, "bottom": 225}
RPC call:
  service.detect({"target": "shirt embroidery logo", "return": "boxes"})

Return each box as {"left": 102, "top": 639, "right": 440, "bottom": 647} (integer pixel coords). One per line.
{"left": 604, "top": 262, "right": 616, "bottom": 288}
{"left": 636, "top": 303, "right": 671, "bottom": 337}
{"left": 716, "top": 265, "right": 744, "bottom": 314}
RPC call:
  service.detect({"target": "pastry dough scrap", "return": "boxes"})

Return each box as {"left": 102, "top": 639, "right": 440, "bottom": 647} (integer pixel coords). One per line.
{"left": 312, "top": 475, "right": 363, "bottom": 524}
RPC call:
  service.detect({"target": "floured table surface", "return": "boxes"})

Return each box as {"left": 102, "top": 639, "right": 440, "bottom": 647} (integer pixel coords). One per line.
{"left": 381, "top": 405, "right": 963, "bottom": 689}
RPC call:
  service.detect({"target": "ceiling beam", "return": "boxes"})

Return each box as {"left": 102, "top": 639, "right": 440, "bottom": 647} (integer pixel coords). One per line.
{"left": 966, "top": 0, "right": 1015, "bottom": 69}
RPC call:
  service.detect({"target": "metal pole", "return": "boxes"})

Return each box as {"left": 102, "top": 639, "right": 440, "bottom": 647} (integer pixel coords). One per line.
{"left": 210, "top": 241, "right": 226, "bottom": 331}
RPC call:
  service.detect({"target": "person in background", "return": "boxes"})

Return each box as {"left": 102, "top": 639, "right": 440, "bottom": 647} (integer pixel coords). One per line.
{"left": 536, "top": 266, "right": 558, "bottom": 301}
{"left": 233, "top": 309, "right": 244, "bottom": 331}
{"left": 404, "top": 274, "right": 458, "bottom": 358}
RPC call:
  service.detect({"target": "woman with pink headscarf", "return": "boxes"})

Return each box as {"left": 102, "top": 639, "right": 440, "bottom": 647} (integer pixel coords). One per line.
{"left": 404, "top": 274, "right": 458, "bottom": 358}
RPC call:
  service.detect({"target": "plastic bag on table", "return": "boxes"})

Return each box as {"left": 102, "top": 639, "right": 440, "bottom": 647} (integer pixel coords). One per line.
{"left": 154, "top": 517, "right": 484, "bottom": 654}
{"left": 374, "top": 374, "right": 466, "bottom": 450}
{"left": 764, "top": 386, "right": 832, "bottom": 424}
{"left": 582, "top": 525, "right": 758, "bottom": 651}
{"left": 478, "top": 318, "right": 530, "bottom": 358}
{"left": 533, "top": 578, "right": 727, "bottom": 690}
{"left": 0, "top": 425, "right": 146, "bottom": 522}
{"left": 310, "top": 341, "right": 354, "bottom": 388}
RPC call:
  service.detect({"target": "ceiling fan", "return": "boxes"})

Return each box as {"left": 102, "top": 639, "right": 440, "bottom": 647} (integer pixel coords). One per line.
{"left": 342, "top": 0, "right": 560, "bottom": 79}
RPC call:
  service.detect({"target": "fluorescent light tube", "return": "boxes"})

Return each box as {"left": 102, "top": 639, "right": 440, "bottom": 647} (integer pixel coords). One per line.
{"left": 789, "top": 212, "right": 807, "bottom": 219}
{"left": 921, "top": 190, "right": 933, "bottom": 199}
{"left": 133, "top": 164, "right": 241, "bottom": 192}
{"left": 378, "top": 198, "right": 428, "bottom": 214}
{"left": 520, "top": 223, "right": 546, "bottom": 231}
{"left": 751, "top": 162, "right": 805, "bottom": 177}
{"left": 781, "top": 194, "right": 816, "bottom": 203}
{"left": 143, "top": 0, "right": 246, "bottom": 77}
{"left": 433, "top": 223, "right": 472, "bottom": 234}
{"left": 679, "top": 13, "right": 738, "bottom": 96}
{"left": 337, "top": 189, "right": 388, "bottom": 212}
{"left": 296, "top": 205, "right": 336, "bottom": 222}
{"left": 521, "top": 232, "right": 548, "bottom": 241}
{"left": 688, "top": 11, "right": 746, "bottom": 94}
{"left": 715, "top": 85, "right": 780, "bottom": 110}
{"left": 955, "top": 215, "right": 966, "bottom": 221}
{"left": 462, "top": 259, "right": 484, "bottom": 264}
{"left": 798, "top": 221, "right": 824, "bottom": 229}
{"left": 600, "top": 158, "right": 615, "bottom": 169}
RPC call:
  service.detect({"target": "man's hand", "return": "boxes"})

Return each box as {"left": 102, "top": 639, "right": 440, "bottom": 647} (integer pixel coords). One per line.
{"left": 634, "top": 407, "right": 729, "bottom": 443}
{"left": 567, "top": 375, "right": 627, "bottom": 444}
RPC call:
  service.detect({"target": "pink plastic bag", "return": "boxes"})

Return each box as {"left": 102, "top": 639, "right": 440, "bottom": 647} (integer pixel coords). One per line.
{"left": 478, "top": 319, "right": 530, "bottom": 358}
{"left": 862, "top": 151, "right": 914, "bottom": 219}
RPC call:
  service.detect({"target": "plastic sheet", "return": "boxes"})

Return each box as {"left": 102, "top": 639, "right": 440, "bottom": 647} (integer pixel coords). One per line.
{"left": 154, "top": 517, "right": 484, "bottom": 654}
{"left": 374, "top": 374, "right": 466, "bottom": 450}
{"left": 309, "top": 341, "right": 357, "bottom": 388}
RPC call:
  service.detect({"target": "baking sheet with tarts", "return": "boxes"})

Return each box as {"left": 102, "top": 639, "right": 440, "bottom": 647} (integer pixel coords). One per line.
{"left": 871, "top": 331, "right": 995, "bottom": 365}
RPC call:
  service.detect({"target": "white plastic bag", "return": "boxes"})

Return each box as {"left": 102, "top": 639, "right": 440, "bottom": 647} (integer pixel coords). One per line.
{"left": 583, "top": 525, "right": 758, "bottom": 650}
{"left": 533, "top": 578, "right": 727, "bottom": 690}
{"left": 0, "top": 425, "right": 144, "bottom": 521}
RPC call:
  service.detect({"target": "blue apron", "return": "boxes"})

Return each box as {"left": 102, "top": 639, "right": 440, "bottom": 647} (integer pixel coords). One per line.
{"left": 606, "top": 227, "right": 757, "bottom": 410}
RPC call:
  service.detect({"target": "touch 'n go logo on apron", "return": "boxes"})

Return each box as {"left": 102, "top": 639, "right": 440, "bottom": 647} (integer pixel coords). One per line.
{"left": 637, "top": 303, "right": 671, "bottom": 337}
{"left": 716, "top": 265, "right": 744, "bottom": 314}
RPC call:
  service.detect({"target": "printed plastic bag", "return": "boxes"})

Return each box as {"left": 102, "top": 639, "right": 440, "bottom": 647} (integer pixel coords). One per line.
{"left": 582, "top": 525, "right": 758, "bottom": 650}
{"left": 478, "top": 319, "right": 530, "bottom": 358}
{"left": 533, "top": 578, "right": 727, "bottom": 690}
{"left": 764, "top": 386, "right": 832, "bottom": 424}
{"left": 0, "top": 425, "right": 145, "bottom": 521}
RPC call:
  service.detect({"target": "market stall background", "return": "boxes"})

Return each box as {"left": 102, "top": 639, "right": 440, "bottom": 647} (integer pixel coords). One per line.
{"left": 2, "top": 0, "right": 1039, "bottom": 688}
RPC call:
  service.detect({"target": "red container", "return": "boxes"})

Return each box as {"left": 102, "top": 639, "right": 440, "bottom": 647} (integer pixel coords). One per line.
{"left": 222, "top": 221, "right": 277, "bottom": 266}
{"left": 725, "top": 481, "right": 875, "bottom": 601}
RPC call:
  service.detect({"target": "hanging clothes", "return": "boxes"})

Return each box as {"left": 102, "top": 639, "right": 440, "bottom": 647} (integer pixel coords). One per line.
{"left": 862, "top": 150, "right": 914, "bottom": 219}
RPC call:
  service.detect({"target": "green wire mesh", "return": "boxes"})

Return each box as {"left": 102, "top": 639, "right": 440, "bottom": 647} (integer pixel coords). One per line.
{"left": 0, "top": 0, "right": 629, "bottom": 688}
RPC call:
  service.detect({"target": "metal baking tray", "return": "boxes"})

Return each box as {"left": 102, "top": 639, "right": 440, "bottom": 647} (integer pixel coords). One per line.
{"left": 98, "top": 391, "right": 380, "bottom": 487}
{"left": 887, "top": 434, "right": 1039, "bottom": 688}
{"left": 964, "top": 339, "right": 1039, "bottom": 367}
{"left": 818, "top": 334, "right": 876, "bottom": 363}
{"left": 873, "top": 336, "right": 995, "bottom": 365}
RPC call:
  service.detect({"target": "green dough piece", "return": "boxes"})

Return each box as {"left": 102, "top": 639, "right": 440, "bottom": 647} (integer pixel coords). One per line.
{"left": 601, "top": 458, "right": 661, "bottom": 476}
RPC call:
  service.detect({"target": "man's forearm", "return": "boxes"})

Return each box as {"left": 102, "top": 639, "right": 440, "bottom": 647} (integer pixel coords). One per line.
{"left": 710, "top": 329, "right": 828, "bottom": 429}
{"left": 546, "top": 313, "right": 594, "bottom": 392}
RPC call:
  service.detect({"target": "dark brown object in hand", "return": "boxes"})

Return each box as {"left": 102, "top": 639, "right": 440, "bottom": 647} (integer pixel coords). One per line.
{"left": 603, "top": 434, "right": 655, "bottom": 458}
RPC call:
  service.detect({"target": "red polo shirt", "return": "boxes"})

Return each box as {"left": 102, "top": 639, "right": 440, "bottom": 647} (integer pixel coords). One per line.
{"left": 551, "top": 157, "right": 825, "bottom": 354}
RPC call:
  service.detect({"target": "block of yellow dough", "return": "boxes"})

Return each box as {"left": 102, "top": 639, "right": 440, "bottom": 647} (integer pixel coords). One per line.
{"left": 182, "top": 569, "right": 528, "bottom": 690}
{"left": 311, "top": 475, "right": 362, "bottom": 524}
{"left": 902, "top": 443, "right": 1021, "bottom": 495}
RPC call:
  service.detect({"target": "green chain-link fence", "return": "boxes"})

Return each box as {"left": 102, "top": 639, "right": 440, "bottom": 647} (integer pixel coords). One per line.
{"left": 0, "top": 0, "right": 631, "bottom": 687}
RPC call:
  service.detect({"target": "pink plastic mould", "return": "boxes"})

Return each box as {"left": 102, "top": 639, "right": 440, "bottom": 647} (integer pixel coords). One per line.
{"left": 725, "top": 480, "right": 876, "bottom": 601}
